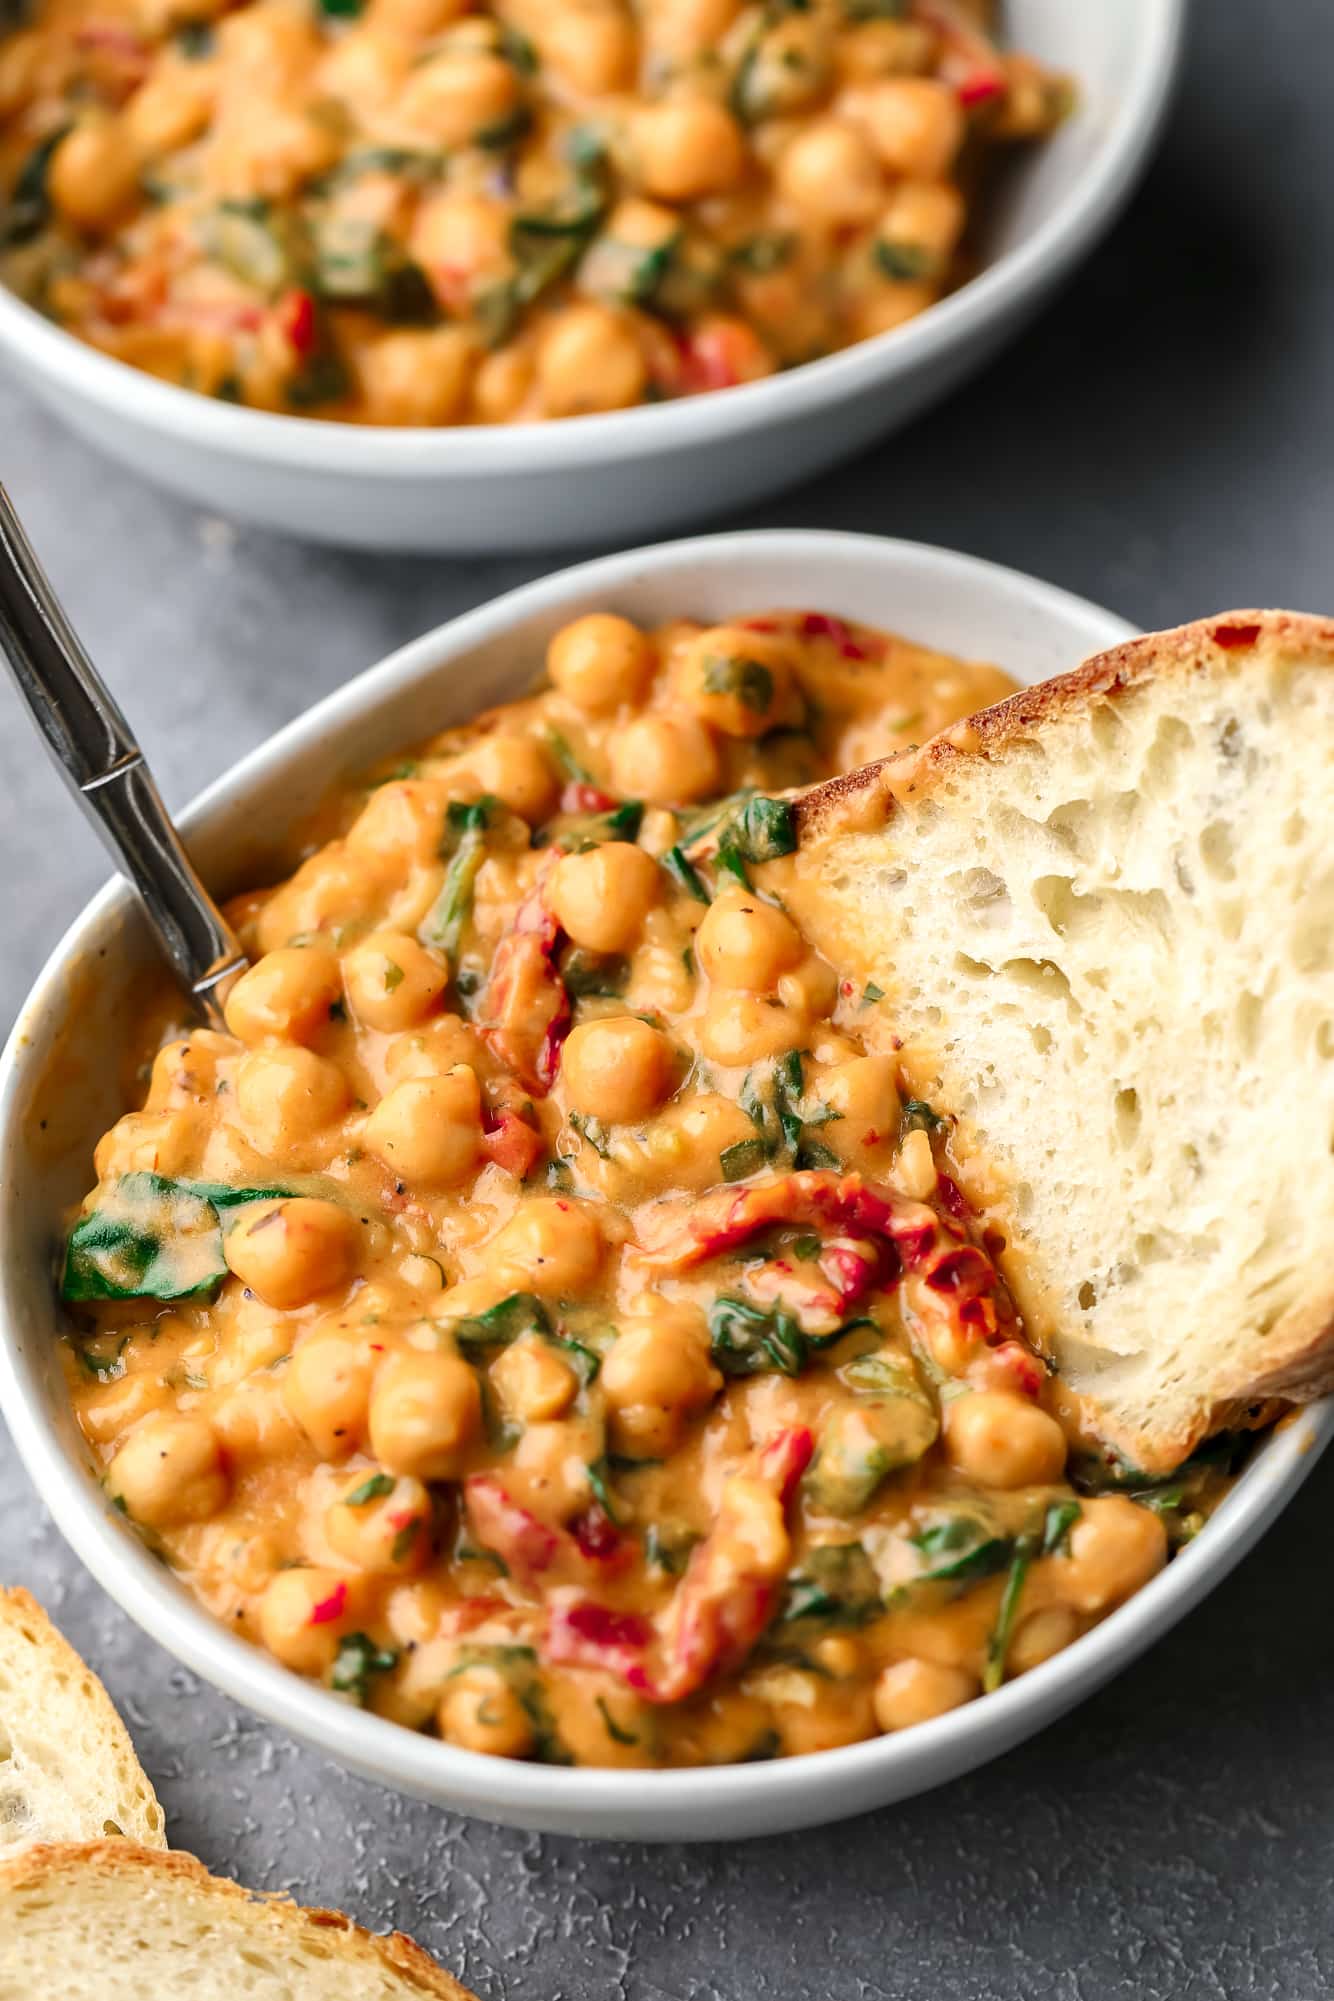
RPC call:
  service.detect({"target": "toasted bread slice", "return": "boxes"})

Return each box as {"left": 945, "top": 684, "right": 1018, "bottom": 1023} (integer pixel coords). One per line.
{"left": 0, "top": 1842, "right": 478, "bottom": 1999}
{"left": 0, "top": 1588, "right": 165, "bottom": 1855}
{"left": 785, "top": 612, "right": 1334, "bottom": 1473}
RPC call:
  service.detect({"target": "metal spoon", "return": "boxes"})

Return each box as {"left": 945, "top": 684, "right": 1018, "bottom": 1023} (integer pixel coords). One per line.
{"left": 0, "top": 485, "right": 248, "bottom": 1028}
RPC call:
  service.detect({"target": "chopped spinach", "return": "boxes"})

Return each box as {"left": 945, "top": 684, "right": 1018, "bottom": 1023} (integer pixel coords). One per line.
{"left": 344, "top": 1471, "right": 395, "bottom": 1506}
{"left": 331, "top": 1632, "right": 397, "bottom": 1702}
{"left": 311, "top": 216, "right": 436, "bottom": 323}
{"left": 900, "top": 1097, "right": 946, "bottom": 1137}
{"left": 62, "top": 1174, "right": 296, "bottom": 1304}
{"left": 419, "top": 797, "right": 494, "bottom": 963}
{"left": 874, "top": 240, "right": 934, "bottom": 282}
{"left": 660, "top": 845, "right": 710, "bottom": 904}
{"left": 450, "top": 1291, "right": 551, "bottom": 1354}
{"left": 2, "top": 128, "right": 69, "bottom": 247}
{"left": 708, "top": 1295, "right": 809, "bottom": 1377}
{"left": 778, "top": 1542, "right": 882, "bottom": 1628}
{"left": 553, "top": 798, "right": 643, "bottom": 852}
{"left": 910, "top": 1515, "right": 1014, "bottom": 1585}
{"left": 562, "top": 948, "right": 629, "bottom": 999}
{"left": 702, "top": 651, "right": 774, "bottom": 714}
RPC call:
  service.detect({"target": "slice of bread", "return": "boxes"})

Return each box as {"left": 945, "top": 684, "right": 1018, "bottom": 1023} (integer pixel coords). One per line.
{"left": 0, "top": 1842, "right": 478, "bottom": 1999}
{"left": 0, "top": 1588, "right": 165, "bottom": 1854}
{"left": 785, "top": 612, "right": 1334, "bottom": 1473}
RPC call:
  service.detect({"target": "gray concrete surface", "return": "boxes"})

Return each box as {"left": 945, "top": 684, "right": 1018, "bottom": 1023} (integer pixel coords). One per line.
{"left": 3, "top": 5, "right": 1333, "bottom": 1995}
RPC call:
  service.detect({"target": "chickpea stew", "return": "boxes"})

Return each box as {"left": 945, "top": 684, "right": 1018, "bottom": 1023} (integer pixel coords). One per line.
{"left": 61, "top": 608, "right": 1235, "bottom": 1770}
{"left": 0, "top": 0, "right": 1068, "bottom": 424}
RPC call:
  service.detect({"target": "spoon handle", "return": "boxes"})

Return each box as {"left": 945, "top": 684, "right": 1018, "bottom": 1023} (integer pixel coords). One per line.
{"left": 0, "top": 486, "right": 248, "bottom": 1029}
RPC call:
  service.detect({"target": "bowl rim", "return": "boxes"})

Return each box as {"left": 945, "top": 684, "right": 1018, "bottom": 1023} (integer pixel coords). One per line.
{"left": 7, "top": 522, "right": 1320, "bottom": 1837}
{"left": 0, "top": 0, "right": 1186, "bottom": 476}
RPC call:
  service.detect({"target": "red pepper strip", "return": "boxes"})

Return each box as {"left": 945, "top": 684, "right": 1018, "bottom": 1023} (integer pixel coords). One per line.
{"left": 480, "top": 1109, "right": 544, "bottom": 1180}
{"left": 742, "top": 1236, "right": 886, "bottom": 1332}
{"left": 463, "top": 1476, "right": 563, "bottom": 1588}
{"left": 482, "top": 872, "right": 570, "bottom": 1094}
{"left": 799, "top": 612, "right": 871, "bottom": 660}
{"left": 546, "top": 1597, "right": 656, "bottom": 1689}
{"left": 561, "top": 781, "right": 617, "bottom": 813}
{"left": 653, "top": 1425, "right": 814, "bottom": 1702}
{"left": 464, "top": 1476, "right": 631, "bottom": 1591}
{"left": 915, "top": 0, "right": 1007, "bottom": 105}
{"left": 817, "top": 1234, "right": 892, "bottom": 1307}
{"left": 276, "top": 287, "right": 318, "bottom": 357}
{"left": 631, "top": 1171, "right": 942, "bottom": 1278}
{"left": 986, "top": 1341, "right": 1045, "bottom": 1399}
{"left": 543, "top": 1428, "right": 813, "bottom": 1701}
{"left": 310, "top": 1581, "right": 348, "bottom": 1626}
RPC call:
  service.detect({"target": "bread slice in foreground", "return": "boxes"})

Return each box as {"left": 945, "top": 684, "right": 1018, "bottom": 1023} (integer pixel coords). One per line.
{"left": 784, "top": 612, "right": 1334, "bottom": 1474}
{"left": 0, "top": 1842, "right": 478, "bottom": 2000}
{"left": 0, "top": 1588, "right": 165, "bottom": 1855}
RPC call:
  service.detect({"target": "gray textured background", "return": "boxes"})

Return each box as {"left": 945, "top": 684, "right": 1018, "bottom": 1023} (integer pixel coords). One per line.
{"left": 3, "top": 5, "right": 1333, "bottom": 1995}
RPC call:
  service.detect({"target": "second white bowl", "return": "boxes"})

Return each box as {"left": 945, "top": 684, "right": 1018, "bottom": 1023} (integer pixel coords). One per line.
{"left": 0, "top": 0, "right": 1185, "bottom": 550}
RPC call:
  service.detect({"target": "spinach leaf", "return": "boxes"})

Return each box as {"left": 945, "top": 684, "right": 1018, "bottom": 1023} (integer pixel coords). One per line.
{"left": 778, "top": 1542, "right": 882, "bottom": 1629}
{"left": 419, "top": 796, "right": 493, "bottom": 963}
{"left": 910, "top": 1515, "right": 1014, "bottom": 1585}
{"left": 450, "top": 1291, "right": 551, "bottom": 1353}
{"left": 709, "top": 1294, "right": 807, "bottom": 1377}
{"left": 331, "top": 1632, "right": 398, "bottom": 1702}
{"left": 562, "top": 948, "right": 629, "bottom": 999}
{"left": 660, "top": 845, "right": 710, "bottom": 903}
{"left": 62, "top": 1174, "right": 295, "bottom": 1303}
{"left": 553, "top": 799, "right": 643, "bottom": 852}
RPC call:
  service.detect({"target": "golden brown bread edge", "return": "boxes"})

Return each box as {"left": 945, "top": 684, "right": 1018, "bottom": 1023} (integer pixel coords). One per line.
{"left": 0, "top": 1840, "right": 479, "bottom": 1997}
{"left": 793, "top": 610, "right": 1334, "bottom": 1466}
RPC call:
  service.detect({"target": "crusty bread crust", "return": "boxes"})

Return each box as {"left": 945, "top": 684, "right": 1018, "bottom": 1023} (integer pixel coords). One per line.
{"left": 798, "top": 612, "right": 1334, "bottom": 841}
{"left": 792, "top": 611, "right": 1334, "bottom": 1471}
{"left": 0, "top": 1588, "right": 166, "bottom": 1854}
{"left": 0, "top": 1842, "right": 477, "bottom": 1998}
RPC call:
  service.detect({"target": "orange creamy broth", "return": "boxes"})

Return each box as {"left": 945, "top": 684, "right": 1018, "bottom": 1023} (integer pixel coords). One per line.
{"left": 0, "top": 0, "right": 1067, "bottom": 422}
{"left": 62, "top": 608, "right": 1220, "bottom": 1770}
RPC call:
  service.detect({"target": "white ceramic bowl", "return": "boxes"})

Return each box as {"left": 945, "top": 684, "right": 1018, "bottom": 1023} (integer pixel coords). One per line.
{"left": 0, "top": 2, "right": 1184, "bottom": 552}
{"left": 3, "top": 529, "right": 1325, "bottom": 1842}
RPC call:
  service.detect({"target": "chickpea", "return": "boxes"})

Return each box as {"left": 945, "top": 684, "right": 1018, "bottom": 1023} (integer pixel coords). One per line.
{"left": 775, "top": 119, "right": 883, "bottom": 227}
{"left": 355, "top": 327, "right": 476, "bottom": 427}
{"left": 438, "top": 1663, "right": 535, "bottom": 1759}
{"left": 223, "top": 1198, "right": 359, "bottom": 1312}
{"left": 676, "top": 624, "right": 801, "bottom": 739}
{"left": 877, "top": 179, "right": 966, "bottom": 275}
{"left": 211, "top": 1378, "right": 305, "bottom": 1464}
{"left": 383, "top": 1013, "right": 483, "bottom": 1084}
{"left": 47, "top": 119, "right": 142, "bottom": 233}
{"left": 235, "top": 1046, "right": 348, "bottom": 1154}
{"left": 78, "top": 1371, "right": 171, "bottom": 1444}
{"left": 216, "top": 3, "right": 316, "bottom": 84}
{"left": 696, "top": 888, "right": 804, "bottom": 991}
{"left": 317, "top": 25, "right": 409, "bottom": 107}
{"left": 698, "top": 992, "right": 806, "bottom": 1066}
{"left": 851, "top": 279, "right": 937, "bottom": 342}
{"left": 536, "top": 303, "right": 648, "bottom": 418}
{"left": 223, "top": 945, "right": 342, "bottom": 1047}
{"left": 942, "top": 1392, "right": 1068, "bottom": 1490}
{"left": 539, "top": 0, "right": 636, "bottom": 91}
{"left": 0, "top": 31, "right": 40, "bottom": 119}
{"left": 490, "top": 1196, "right": 605, "bottom": 1295}
{"left": 368, "top": 1350, "right": 482, "bottom": 1481}
{"left": 259, "top": 1567, "right": 358, "bottom": 1676}
{"left": 561, "top": 1016, "right": 676, "bottom": 1123}
{"left": 873, "top": 1658, "right": 977, "bottom": 1732}
{"left": 842, "top": 76, "right": 964, "bottom": 178}
{"left": 363, "top": 1069, "right": 482, "bottom": 1189}
{"left": 602, "top": 1301, "right": 721, "bottom": 1453}
{"left": 326, "top": 1470, "right": 432, "bottom": 1574}
{"left": 346, "top": 779, "right": 449, "bottom": 867}
{"left": 397, "top": 47, "right": 521, "bottom": 147}
{"left": 894, "top": 1125, "right": 937, "bottom": 1200}
{"left": 550, "top": 843, "right": 659, "bottom": 955}
{"left": 369, "top": 0, "right": 470, "bottom": 33}
{"left": 820, "top": 1055, "right": 900, "bottom": 1164}
{"left": 608, "top": 713, "right": 720, "bottom": 806}
{"left": 631, "top": 97, "right": 746, "bottom": 201}
{"left": 1059, "top": 1497, "right": 1167, "bottom": 1614}
{"left": 641, "top": 1090, "right": 757, "bottom": 1190}
{"left": 124, "top": 65, "right": 215, "bottom": 157}
{"left": 645, "top": 0, "right": 738, "bottom": 62}
{"left": 411, "top": 190, "right": 512, "bottom": 289}
{"left": 472, "top": 345, "right": 535, "bottom": 423}
{"left": 107, "top": 1414, "right": 228, "bottom": 1529}
{"left": 469, "top": 733, "right": 559, "bottom": 822}
{"left": 491, "top": 1335, "right": 580, "bottom": 1424}
{"left": 548, "top": 613, "right": 654, "bottom": 714}
{"left": 342, "top": 930, "right": 446, "bottom": 1033}
{"left": 834, "top": 18, "right": 934, "bottom": 84}
{"left": 1008, "top": 1606, "right": 1079, "bottom": 1676}
{"left": 284, "top": 1329, "right": 377, "bottom": 1458}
